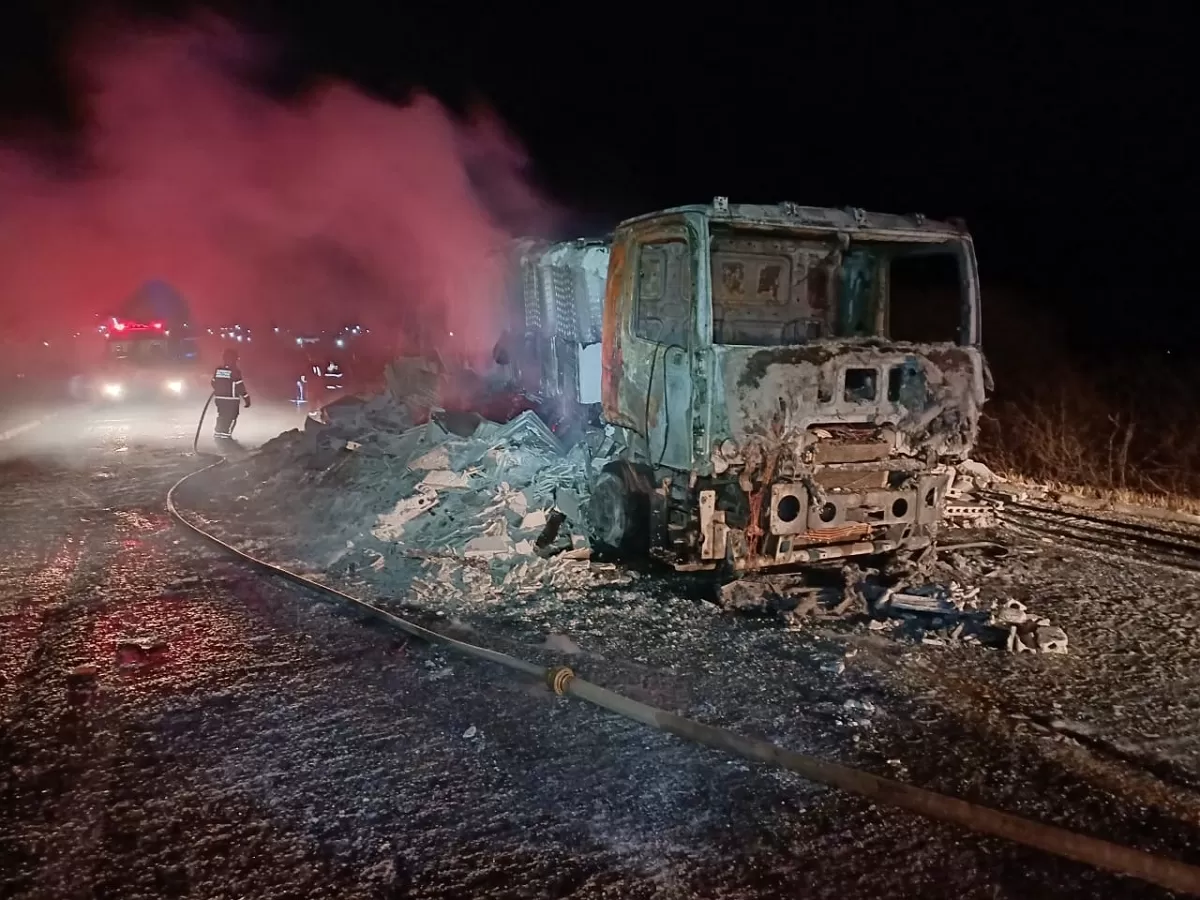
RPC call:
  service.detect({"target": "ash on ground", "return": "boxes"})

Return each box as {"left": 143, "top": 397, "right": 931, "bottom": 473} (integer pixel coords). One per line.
{"left": 173, "top": 359, "right": 1200, "bottom": 883}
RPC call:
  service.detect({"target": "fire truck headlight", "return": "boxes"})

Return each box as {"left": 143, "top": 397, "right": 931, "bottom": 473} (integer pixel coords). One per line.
{"left": 102, "top": 383, "right": 123, "bottom": 398}
{"left": 166, "top": 380, "right": 184, "bottom": 394}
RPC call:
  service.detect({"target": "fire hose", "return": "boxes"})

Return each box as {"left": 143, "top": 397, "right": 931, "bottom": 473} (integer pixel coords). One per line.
{"left": 168, "top": 411, "right": 1200, "bottom": 896}
{"left": 192, "top": 391, "right": 216, "bottom": 455}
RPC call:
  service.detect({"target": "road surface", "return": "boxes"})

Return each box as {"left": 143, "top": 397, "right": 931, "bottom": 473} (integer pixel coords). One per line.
{"left": 2, "top": 398, "right": 1199, "bottom": 899}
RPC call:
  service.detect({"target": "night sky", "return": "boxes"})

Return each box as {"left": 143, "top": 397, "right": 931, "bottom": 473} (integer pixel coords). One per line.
{"left": 2, "top": 2, "right": 1188, "bottom": 353}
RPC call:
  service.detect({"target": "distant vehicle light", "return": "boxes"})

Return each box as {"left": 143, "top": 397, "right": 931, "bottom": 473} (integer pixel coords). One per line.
{"left": 335, "top": 338, "right": 345, "bottom": 348}
{"left": 152, "top": 321, "right": 164, "bottom": 330}
{"left": 112, "top": 321, "right": 127, "bottom": 332}
{"left": 236, "top": 334, "right": 243, "bottom": 342}
{"left": 102, "top": 383, "right": 123, "bottom": 398}
{"left": 166, "top": 380, "right": 184, "bottom": 394}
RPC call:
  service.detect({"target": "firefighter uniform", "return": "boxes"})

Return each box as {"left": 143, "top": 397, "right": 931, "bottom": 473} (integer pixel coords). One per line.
{"left": 211, "top": 352, "right": 251, "bottom": 438}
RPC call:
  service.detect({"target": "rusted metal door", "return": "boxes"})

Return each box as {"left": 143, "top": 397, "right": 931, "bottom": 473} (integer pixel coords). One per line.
{"left": 602, "top": 218, "right": 696, "bottom": 469}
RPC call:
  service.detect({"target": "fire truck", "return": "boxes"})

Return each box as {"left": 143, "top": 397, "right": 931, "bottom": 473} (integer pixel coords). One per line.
{"left": 73, "top": 281, "right": 205, "bottom": 403}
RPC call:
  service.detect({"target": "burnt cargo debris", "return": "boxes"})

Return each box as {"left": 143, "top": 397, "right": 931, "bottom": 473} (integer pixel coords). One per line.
{"left": 501, "top": 199, "right": 990, "bottom": 572}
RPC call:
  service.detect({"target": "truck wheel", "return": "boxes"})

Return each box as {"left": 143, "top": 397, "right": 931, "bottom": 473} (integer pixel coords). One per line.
{"left": 588, "top": 464, "right": 652, "bottom": 557}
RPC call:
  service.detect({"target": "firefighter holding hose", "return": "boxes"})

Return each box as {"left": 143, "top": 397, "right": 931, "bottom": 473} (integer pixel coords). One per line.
{"left": 211, "top": 347, "right": 251, "bottom": 440}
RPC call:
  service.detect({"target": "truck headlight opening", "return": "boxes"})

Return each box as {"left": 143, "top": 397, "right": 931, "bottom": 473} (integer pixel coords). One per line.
{"left": 166, "top": 380, "right": 184, "bottom": 394}
{"left": 102, "top": 383, "right": 123, "bottom": 398}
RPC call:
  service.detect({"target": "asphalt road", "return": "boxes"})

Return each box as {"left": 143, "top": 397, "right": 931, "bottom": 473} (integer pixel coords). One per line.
{"left": 2, "top": 399, "right": 1200, "bottom": 899}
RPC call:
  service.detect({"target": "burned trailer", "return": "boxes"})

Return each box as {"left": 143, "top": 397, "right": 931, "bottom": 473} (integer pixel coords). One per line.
{"left": 511, "top": 200, "right": 989, "bottom": 572}
{"left": 499, "top": 236, "right": 611, "bottom": 424}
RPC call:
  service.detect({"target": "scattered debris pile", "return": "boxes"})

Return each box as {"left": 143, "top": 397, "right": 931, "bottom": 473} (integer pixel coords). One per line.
{"left": 942, "top": 459, "right": 1006, "bottom": 528}
{"left": 228, "top": 352, "right": 1045, "bottom": 648}
{"left": 877, "top": 582, "right": 1068, "bottom": 654}
{"left": 719, "top": 564, "right": 1068, "bottom": 655}
{"left": 238, "top": 372, "right": 614, "bottom": 601}
{"left": 365, "top": 409, "right": 592, "bottom": 564}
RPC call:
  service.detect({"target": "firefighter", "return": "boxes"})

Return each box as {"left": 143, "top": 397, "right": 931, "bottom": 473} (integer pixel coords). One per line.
{"left": 211, "top": 347, "right": 251, "bottom": 439}
{"left": 323, "top": 359, "right": 343, "bottom": 389}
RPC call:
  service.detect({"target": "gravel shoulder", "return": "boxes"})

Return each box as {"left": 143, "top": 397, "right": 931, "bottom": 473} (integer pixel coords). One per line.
{"left": 4, "top": 409, "right": 1200, "bottom": 898}
{"left": 172, "top": 440, "right": 1200, "bottom": 898}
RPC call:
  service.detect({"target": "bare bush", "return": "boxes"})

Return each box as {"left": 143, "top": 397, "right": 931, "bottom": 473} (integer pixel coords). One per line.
{"left": 976, "top": 354, "right": 1200, "bottom": 504}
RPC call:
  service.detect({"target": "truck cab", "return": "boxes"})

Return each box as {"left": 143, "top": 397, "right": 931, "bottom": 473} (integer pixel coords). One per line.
{"left": 512, "top": 200, "right": 988, "bottom": 572}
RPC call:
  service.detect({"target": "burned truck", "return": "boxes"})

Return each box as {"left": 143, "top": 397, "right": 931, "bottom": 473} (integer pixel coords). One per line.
{"left": 503, "top": 200, "right": 989, "bottom": 572}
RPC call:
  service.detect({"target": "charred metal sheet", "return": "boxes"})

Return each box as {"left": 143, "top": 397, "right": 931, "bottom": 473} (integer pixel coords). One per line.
{"left": 804, "top": 489, "right": 918, "bottom": 529}
{"left": 812, "top": 439, "right": 892, "bottom": 465}
{"left": 621, "top": 202, "right": 966, "bottom": 238}
{"left": 815, "top": 469, "right": 889, "bottom": 491}
{"left": 729, "top": 536, "right": 933, "bottom": 572}
{"left": 600, "top": 217, "right": 700, "bottom": 471}
{"left": 600, "top": 241, "right": 630, "bottom": 430}
{"left": 798, "top": 524, "right": 872, "bottom": 545}
{"left": 715, "top": 342, "right": 984, "bottom": 464}
{"left": 769, "top": 482, "right": 807, "bottom": 536}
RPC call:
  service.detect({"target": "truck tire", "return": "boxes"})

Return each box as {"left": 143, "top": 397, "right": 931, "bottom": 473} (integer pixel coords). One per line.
{"left": 588, "top": 463, "right": 652, "bottom": 558}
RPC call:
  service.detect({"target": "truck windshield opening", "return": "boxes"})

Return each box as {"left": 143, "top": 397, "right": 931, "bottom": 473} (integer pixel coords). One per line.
{"left": 709, "top": 226, "right": 968, "bottom": 346}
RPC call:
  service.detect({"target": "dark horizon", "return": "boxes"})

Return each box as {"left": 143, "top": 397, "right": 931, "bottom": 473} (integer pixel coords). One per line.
{"left": 2, "top": 3, "right": 1188, "bottom": 354}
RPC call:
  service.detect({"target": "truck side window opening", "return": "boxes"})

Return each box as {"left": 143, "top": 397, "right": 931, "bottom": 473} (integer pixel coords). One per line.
{"left": 634, "top": 240, "right": 691, "bottom": 345}
{"left": 887, "top": 248, "right": 964, "bottom": 344}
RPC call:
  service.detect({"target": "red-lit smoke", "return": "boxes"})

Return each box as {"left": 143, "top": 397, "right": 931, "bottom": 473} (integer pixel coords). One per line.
{"left": 0, "top": 15, "right": 559, "bottom": 360}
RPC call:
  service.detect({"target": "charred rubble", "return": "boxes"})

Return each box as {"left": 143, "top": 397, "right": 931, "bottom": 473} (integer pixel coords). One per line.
{"left": 205, "top": 351, "right": 1064, "bottom": 654}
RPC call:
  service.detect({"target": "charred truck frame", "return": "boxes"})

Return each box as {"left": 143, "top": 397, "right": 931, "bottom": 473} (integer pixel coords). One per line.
{"left": 506, "top": 200, "right": 989, "bottom": 572}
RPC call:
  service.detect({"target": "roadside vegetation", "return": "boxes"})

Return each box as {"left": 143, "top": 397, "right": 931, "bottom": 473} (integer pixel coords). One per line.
{"left": 974, "top": 288, "right": 1200, "bottom": 514}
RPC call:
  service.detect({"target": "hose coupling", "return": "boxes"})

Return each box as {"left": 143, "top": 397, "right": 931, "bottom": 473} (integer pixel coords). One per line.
{"left": 546, "top": 666, "right": 575, "bottom": 696}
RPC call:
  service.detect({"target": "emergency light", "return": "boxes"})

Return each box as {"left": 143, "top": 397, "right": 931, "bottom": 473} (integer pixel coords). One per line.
{"left": 110, "top": 317, "right": 165, "bottom": 332}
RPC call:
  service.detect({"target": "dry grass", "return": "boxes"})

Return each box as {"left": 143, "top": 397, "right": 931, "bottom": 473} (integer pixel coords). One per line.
{"left": 991, "top": 476, "right": 1200, "bottom": 520}
{"left": 975, "top": 356, "right": 1200, "bottom": 514}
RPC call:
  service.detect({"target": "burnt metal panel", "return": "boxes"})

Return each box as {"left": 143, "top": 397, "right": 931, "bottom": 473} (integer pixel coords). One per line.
{"left": 815, "top": 469, "right": 889, "bottom": 491}
{"left": 520, "top": 258, "right": 541, "bottom": 333}
{"left": 601, "top": 238, "right": 632, "bottom": 429}
{"left": 769, "top": 482, "right": 808, "bottom": 536}
{"left": 602, "top": 216, "right": 698, "bottom": 467}
{"left": 812, "top": 440, "right": 892, "bottom": 464}
{"left": 552, "top": 265, "right": 577, "bottom": 342}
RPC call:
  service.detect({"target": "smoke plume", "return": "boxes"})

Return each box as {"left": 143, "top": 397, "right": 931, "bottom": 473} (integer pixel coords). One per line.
{"left": 0, "top": 15, "right": 560, "bottom": 359}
